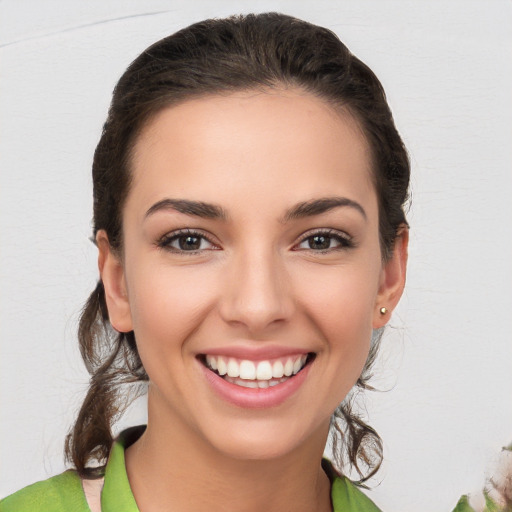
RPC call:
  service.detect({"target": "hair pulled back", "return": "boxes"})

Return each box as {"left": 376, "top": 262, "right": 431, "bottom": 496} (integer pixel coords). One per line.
{"left": 66, "top": 12, "right": 410, "bottom": 483}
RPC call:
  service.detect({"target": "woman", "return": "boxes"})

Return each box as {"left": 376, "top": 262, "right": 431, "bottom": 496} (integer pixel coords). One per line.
{"left": 1, "top": 13, "right": 409, "bottom": 511}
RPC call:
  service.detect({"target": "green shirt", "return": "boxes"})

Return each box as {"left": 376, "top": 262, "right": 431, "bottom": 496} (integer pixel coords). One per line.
{"left": 1, "top": 427, "right": 381, "bottom": 511}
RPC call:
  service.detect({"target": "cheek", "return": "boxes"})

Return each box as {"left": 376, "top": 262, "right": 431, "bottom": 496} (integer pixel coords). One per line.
{"left": 293, "top": 262, "right": 379, "bottom": 364}
{"left": 124, "top": 264, "right": 221, "bottom": 404}
{"left": 126, "top": 261, "right": 219, "bottom": 353}
{"left": 297, "top": 261, "right": 380, "bottom": 323}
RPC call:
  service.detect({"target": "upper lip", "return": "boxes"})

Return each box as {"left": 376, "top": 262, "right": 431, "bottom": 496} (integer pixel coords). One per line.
{"left": 197, "top": 344, "right": 312, "bottom": 361}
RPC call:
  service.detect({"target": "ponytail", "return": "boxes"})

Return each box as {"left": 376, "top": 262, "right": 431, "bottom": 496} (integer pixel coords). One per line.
{"left": 64, "top": 281, "right": 147, "bottom": 478}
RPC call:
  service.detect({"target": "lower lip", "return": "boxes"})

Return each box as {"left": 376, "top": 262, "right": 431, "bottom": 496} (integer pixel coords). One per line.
{"left": 199, "top": 360, "right": 311, "bottom": 409}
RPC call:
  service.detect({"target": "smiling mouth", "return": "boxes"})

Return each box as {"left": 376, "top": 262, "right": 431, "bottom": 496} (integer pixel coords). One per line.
{"left": 199, "top": 353, "right": 315, "bottom": 389}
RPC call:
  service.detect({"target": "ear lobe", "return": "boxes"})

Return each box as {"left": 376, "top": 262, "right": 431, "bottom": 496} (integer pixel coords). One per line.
{"left": 373, "top": 226, "right": 409, "bottom": 329}
{"left": 96, "top": 230, "right": 133, "bottom": 333}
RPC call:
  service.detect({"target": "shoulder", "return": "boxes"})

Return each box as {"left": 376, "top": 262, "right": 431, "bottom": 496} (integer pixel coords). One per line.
{"left": 0, "top": 470, "right": 90, "bottom": 512}
{"left": 331, "top": 476, "right": 382, "bottom": 511}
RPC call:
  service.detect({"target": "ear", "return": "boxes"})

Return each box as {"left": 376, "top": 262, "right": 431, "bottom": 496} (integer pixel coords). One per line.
{"left": 373, "top": 226, "right": 409, "bottom": 328}
{"left": 96, "top": 230, "right": 133, "bottom": 333}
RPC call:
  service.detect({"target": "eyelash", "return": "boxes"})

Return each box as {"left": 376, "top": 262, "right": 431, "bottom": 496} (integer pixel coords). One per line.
{"left": 156, "top": 228, "right": 354, "bottom": 255}
{"left": 156, "top": 229, "right": 218, "bottom": 254}
{"left": 294, "top": 229, "right": 354, "bottom": 253}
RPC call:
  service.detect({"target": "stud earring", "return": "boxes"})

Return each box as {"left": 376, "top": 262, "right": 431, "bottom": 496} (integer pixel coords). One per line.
{"left": 379, "top": 307, "right": 387, "bottom": 315}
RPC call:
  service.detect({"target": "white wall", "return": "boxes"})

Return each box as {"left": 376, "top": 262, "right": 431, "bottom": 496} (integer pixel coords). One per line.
{"left": 1, "top": 1, "right": 511, "bottom": 510}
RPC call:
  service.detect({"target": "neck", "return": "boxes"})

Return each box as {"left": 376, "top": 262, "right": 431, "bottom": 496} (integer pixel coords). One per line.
{"left": 125, "top": 393, "right": 332, "bottom": 512}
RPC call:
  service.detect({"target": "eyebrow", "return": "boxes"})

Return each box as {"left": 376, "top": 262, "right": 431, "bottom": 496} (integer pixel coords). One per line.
{"left": 144, "top": 196, "right": 366, "bottom": 222}
{"left": 145, "top": 199, "right": 228, "bottom": 220}
{"left": 283, "top": 196, "right": 367, "bottom": 222}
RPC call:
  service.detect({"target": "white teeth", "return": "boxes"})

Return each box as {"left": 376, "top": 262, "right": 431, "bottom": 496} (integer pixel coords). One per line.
{"left": 239, "top": 360, "right": 256, "bottom": 380}
{"left": 206, "top": 355, "right": 217, "bottom": 371}
{"left": 205, "top": 353, "right": 309, "bottom": 384}
{"left": 227, "top": 358, "right": 239, "bottom": 378}
{"left": 272, "top": 360, "right": 284, "bottom": 378}
{"left": 217, "top": 356, "right": 227, "bottom": 376}
{"left": 256, "top": 361, "right": 273, "bottom": 380}
{"left": 292, "top": 357, "right": 303, "bottom": 375}
{"left": 240, "top": 379, "right": 258, "bottom": 388}
{"left": 223, "top": 374, "right": 295, "bottom": 389}
{"left": 283, "top": 358, "right": 294, "bottom": 377}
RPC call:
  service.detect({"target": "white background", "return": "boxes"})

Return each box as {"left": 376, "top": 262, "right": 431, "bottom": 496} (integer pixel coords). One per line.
{"left": 1, "top": 1, "right": 511, "bottom": 510}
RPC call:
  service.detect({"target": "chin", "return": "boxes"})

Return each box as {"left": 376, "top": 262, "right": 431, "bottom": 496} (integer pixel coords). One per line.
{"left": 201, "top": 415, "right": 328, "bottom": 463}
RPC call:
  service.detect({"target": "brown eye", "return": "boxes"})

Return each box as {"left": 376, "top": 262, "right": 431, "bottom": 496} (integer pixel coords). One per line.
{"left": 178, "top": 235, "right": 202, "bottom": 250}
{"left": 295, "top": 230, "right": 353, "bottom": 252}
{"left": 158, "top": 230, "right": 217, "bottom": 253}
{"left": 308, "top": 235, "right": 332, "bottom": 250}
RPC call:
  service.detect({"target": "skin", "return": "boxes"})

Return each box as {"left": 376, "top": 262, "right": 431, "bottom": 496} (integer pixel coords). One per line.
{"left": 98, "top": 88, "right": 408, "bottom": 512}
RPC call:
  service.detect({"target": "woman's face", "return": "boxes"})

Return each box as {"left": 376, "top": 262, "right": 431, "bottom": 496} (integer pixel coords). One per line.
{"left": 100, "top": 89, "right": 405, "bottom": 460}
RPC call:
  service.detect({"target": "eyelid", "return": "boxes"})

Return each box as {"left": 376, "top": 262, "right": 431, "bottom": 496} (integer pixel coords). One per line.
{"left": 155, "top": 227, "right": 353, "bottom": 254}
{"left": 293, "top": 228, "right": 354, "bottom": 251}
{"left": 156, "top": 228, "right": 220, "bottom": 253}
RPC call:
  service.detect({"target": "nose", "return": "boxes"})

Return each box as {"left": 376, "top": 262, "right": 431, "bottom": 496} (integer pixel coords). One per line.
{"left": 218, "top": 246, "right": 295, "bottom": 335}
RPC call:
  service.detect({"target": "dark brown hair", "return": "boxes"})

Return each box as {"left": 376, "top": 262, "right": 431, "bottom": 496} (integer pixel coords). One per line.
{"left": 65, "top": 12, "right": 410, "bottom": 483}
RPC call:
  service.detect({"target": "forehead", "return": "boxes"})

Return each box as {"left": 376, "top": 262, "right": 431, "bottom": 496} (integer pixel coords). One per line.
{"left": 128, "top": 89, "right": 376, "bottom": 215}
